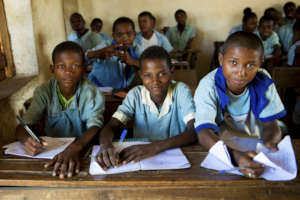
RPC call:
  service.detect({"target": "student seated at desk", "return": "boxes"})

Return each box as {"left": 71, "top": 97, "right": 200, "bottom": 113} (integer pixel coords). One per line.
{"left": 67, "top": 13, "right": 103, "bottom": 52}
{"left": 96, "top": 46, "right": 197, "bottom": 170}
{"left": 282, "top": 2, "right": 296, "bottom": 26}
{"left": 16, "top": 41, "right": 105, "bottom": 179}
{"left": 166, "top": 9, "right": 195, "bottom": 59}
{"left": 194, "top": 32, "right": 286, "bottom": 179}
{"left": 229, "top": 8, "right": 258, "bottom": 35}
{"left": 135, "top": 11, "right": 173, "bottom": 57}
{"left": 264, "top": 7, "right": 283, "bottom": 33}
{"left": 87, "top": 17, "right": 139, "bottom": 89}
{"left": 90, "top": 18, "right": 111, "bottom": 46}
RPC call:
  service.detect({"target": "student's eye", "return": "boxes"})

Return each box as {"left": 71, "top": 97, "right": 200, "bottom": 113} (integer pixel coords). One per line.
{"left": 246, "top": 63, "right": 254, "bottom": 68}
{"left": 230, "top": 60, "right": 237, "bottom": 65}
{"left": 158, "top": 72, "right": 167, "bottom": 77}
{"left": 56, "top": 64, "right": 65, "bottom": 70}
{"left": 143, "top": 73, "right": 152, "bottom": 79}
{"left": 71, "top": 64, "right": 80, "bottom": 70}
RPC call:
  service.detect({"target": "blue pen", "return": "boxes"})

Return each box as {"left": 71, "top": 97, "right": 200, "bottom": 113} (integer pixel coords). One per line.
{"left": 16, "top": 115, "right": 41, "bottom": 143}
{"left": 115, "top": 129, "right": 128, "bottom": 153}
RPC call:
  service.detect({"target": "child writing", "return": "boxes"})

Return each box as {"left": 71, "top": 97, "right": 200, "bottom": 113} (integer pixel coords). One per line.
{"left": 194, "top": 32, "right": 286, "bottom": 178}
{"left": 229, "top": 8, "right": 258, "bottom": 35}
{"left": 16, "top": 41, "right": 105, "bottom": 179}
{"left": 87, "top": 17, "right": 139, "bottom": 89}
{"left": 90, "top": 18, "right": 111, "bottom": 46}
{"left": 96, "top": 46, "right": 197, "bottom": 170}
{"left": 135, "top": 11, "right": 173, "bottom": 57}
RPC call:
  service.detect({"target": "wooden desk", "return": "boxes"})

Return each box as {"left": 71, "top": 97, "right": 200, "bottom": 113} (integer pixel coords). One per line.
{"left": 0, "top": 141, "right": 300, "bottom": 199}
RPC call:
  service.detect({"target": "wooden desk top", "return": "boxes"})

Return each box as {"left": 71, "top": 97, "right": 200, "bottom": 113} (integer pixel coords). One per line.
{"left": 0, "top": 140, "right": 299, "bottom": 199}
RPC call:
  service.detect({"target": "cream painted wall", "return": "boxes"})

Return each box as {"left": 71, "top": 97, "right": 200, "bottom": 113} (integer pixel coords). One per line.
{"left": 77, "top": 0, "right": 289, "bottom": 77}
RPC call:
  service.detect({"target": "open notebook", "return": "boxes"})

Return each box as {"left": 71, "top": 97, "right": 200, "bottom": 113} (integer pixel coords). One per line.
{"left": 89, "top": 141, "right": 191, "bottom": 175}
{"left": 201, "top": 135, "right": 297, "bottom": 181}
{"left": 3, "top": 136, "right": 75, "bottom": 159}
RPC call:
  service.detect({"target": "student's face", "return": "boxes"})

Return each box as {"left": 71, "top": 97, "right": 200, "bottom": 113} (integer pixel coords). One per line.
{"left": 244, "top": 17, "right": 258, "bottom": 33}
{"left": 285, "top": 5, "right": 296, "bottom": 19}
{"left": 70, "top": 15, "right": 85, "bottom": 32}
{"left": 51, "top": 51, "right": 84, "bottom": 93}
{"left": 175, "top": 13, "right": 186, "bottom": 26}
{"left": 113, "top": 23, "right": 136, "bottom": 50}
{"left": 259, "top": 20, "right": 274, "bottom": 40}
{"left": 219, "top": 46, "right": 262, "bottom": 95}
{"left": 91, "top": 22, "right": 102, "bottom": 33}
{"left": 138, "top": 15, "right": 154, "bottom": 33}
{"left": 139, "top": 59, "right": 173, "bottom": 100}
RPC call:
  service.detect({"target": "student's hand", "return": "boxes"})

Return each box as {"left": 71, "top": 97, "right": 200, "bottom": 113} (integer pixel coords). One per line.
{"left": 116, "top": 50, "right": 138, "bottom": 66}
{"left": 96, "top": 143, "right": 119, "bottom": 170}
{"left": 119, "top": 143, "right": 160, "bottom": 164}
{"left": 23, "top": 137, "right": 48, "bottom": 156}
{"left": 231, "top": 150, "right": 264, "bottom": 179}
{"left": 44, "top": 143, "right": 81, "bottom": 179}
{"left": 263, "top": 135, "right": 281, "bottom": 152}
{"left": 262, "top": 121, "right": 282, "bottom": 152}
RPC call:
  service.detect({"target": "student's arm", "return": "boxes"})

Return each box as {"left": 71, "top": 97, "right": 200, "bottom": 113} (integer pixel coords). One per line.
{"left": 261, "top": 120, "right": 282, "bottom": 152}
{"left": 87, "top": 45, "right": 115, "bottom": 60}
{"left": 272, "top": 44, "right": 282, "bottom": 57}
{"left": 184, "top": 38, "right": 194, "bottom": 51}
{"left": 116, "top": 50, "right": 139, "bottom": 68}
{"left": 120, "top": 119, "right": 197, "bottom": 164}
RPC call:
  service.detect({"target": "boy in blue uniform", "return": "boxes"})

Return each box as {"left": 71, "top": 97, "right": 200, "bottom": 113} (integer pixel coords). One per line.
{"left": 96, "top": 46, "right": 197, "bottom": 170}
{"left": 16, "top": 41, "right": 105, "bottom": 179}
{"left": 194, "top": 32, "right": 286, "bottom": 179}
{"left": 90, "top": 18, "right": 111, "bottom": 46}
{"left": 87, "top": 17, "right": 139, "bottom": 89}
{"left": 135, "top": 11, "right": 173, "bottom": 57}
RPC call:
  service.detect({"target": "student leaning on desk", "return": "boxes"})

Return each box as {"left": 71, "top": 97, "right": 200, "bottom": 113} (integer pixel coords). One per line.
{"left": 15, "top": 41, "right": 105, "bottom": 179}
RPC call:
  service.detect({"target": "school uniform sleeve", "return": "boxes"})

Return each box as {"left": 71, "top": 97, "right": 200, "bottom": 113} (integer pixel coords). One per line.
{"left": 160, "top": 34, "right": 174, "bottom": 52}
{"left": 189, "top": 26, "right": 196, "bottom": 39}
{"left": 194, "top": 74, "right": 220, "bottom": 133}
{"left": 112, "top": 87, "right": 138, "bottom": 125}
{"left": 175, "top": 82, "right": 195, "bottom": 124}
{"left": 288, "top": 41, "right": 300, "bottom": 66}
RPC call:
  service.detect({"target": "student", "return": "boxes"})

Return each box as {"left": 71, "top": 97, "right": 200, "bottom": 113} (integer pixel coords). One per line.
{"left": 256, "top": 16, "right": 281, "bottom": 61}
{"left": 264, "top": 7, "right": 283, "bottom": 33}
{"left": 288, "top": 20, "right": 300, "bottom": 66}
{"left": 283, "top": 1, "right": 296, "bottom": 26}
{"left": 135, "top": 11, "right": 173, "bottom": 57}
{"left": 90, "top": 18, "right": 111, "bottom": 46}
{"left": 67, "top": 13, "right": 103, "bottom": 51}
{"left": 229, "top": 8, "right": 258, "bottom": 35}
{"left": 16, "top": 41, "right": 105, "bottom": 179}
{"left": 194, "top": 32, "right": 286, "bottom": 178}
{"left": 87, "top": 17, "right": 139, "bottom": 89}
{"left": 166, "top": 9, "right": 195, "bottom": 58}
{"left": 96, "top": 46, "right": 197, "bottom": 169}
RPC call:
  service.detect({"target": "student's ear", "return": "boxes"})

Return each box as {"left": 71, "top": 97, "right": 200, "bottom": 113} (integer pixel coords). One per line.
{"left": 218, "top": 53, "right": 224, "bottom": 67}
{"left": 50, "top": 64, "right": 55, "bottom": 73}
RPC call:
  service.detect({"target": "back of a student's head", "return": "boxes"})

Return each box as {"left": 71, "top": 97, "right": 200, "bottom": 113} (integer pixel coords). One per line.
{"left": 139, "top": 46, "right": 172, "bottom": 70}
{"left": 52, "top": 41, "right": 85, "bottom": 65}
{"left": 112, "top": 17, "right": 135, "bottom": 33}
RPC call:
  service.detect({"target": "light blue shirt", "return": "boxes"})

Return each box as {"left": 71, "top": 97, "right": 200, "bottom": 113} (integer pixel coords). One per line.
{"left": 112, "top": 81, "right": 195, "bottom": 141}
{"left": 256, "top": 31, "right": 281, "bottom": 56}
{"left": 229, "top": 24, "right": 259, "bottom": 35}
{"left": 194, "top": 67, "right": 286, "bottom": 136}
{"left": 98, "top": 32, "right": 111, "bottom": 46}
{"left": 23, "top": 78, "right": 105, "bottom": 138}
{"left": 166, "top": 25, "right": 195, "bottom": 51}
{"left": 278, "top": 23, "right": 294, "bottom": 53}
{"left": 288, "top": 40, "right": 300, "bottom": 66}
{"left": 135, "top": 30, "right": 173, "bottom": 57}
{"left": 67, "top": 30, "right": 103, "bottom": 51}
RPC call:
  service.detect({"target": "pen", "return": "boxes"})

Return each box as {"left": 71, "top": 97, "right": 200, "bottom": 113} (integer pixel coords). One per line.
{"left": 16, "top": 115, "right": 41, "bottom": 143}
{"left": 115, "top": 129, "right": 128, "bottom": 153}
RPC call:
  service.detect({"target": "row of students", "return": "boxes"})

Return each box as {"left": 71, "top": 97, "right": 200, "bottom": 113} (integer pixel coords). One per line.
{"left": 16, "top": 31, "right": 285, "bottom": 180}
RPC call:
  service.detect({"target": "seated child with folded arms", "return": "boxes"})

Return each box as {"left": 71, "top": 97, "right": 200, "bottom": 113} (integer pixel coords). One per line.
{"left": 96, "top": 46, "right": 197, "bottom": 170}
{"left": 194, "top": 32, "right": 286, "bottom": 179}
{"left": 16, "top": 41, "right": 105, "bottom": 179}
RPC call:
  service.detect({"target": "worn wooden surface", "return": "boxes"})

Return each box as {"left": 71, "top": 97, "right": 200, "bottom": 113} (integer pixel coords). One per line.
{"left": 0, "top": 141, "right": 299, "bottom": 200}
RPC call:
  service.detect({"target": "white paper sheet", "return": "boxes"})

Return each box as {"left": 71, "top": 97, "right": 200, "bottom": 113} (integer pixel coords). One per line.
{"left": 201, "top": 135, "right": 298, "bottom": 181}
{"left": 3, "top": 137, "right": 75, "bottom": 159}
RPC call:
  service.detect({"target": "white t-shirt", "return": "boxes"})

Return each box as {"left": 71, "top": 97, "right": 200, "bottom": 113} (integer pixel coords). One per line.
{"left": 141, "top": 33, "right": 158, "bottom": 52}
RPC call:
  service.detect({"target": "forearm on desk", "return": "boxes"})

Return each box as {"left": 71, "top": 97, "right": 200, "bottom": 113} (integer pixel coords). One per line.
{"left": 72, "top": 126, "right": 100, "bottom": 152}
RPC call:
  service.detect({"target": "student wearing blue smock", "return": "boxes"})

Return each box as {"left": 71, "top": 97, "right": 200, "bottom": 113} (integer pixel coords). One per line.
{"left": 135, "top": 11, "right": 173, "bottom": 57}
{"left": 229, "top": 8, "right": 258, "bottom": 35}
{"left": 282, "top": 2, "right": 296, "bottom": 26}
{"left": 87, "top": 17, "right": 139, "bottom": 89}
{"left": 95, "top": 46, "right": 197, "bottom": 170}
{"left": 90, "top": 18, "right": 111, "bottom": 46}
{"left": 16, "top": 41, "right": 105, "bottom": 179}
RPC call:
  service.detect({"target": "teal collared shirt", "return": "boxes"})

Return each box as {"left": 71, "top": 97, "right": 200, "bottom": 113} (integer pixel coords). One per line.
{"left": 67, "top": 29, "right": 103, "bottom": 51}
{"left": 256, "top": 31, "right": 280, "bottom": 56}
{"left": 166, "top": 25, "right": 195, "bottom": 51}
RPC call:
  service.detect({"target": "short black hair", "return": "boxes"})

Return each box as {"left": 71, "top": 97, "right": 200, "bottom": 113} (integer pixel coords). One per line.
{"left": 138, "top": 11, "right": 156, "bottom": 22}
{"left": 139, "top": 46, "right": 172, "bottom": 69}
{"left": 242, "top": 7, "right": 257, "bottom": 23}
{"left": 221, "top": 31, "right": 264, "bottom": 58}
{"left": 52, "top": 41, "right": 85, "bottom": 64}
{"left": 284, "top": 2, "right": 296, "bottom": 13}
{"left": 112, "top": 17, "right": 135, "bottom": 33}
{"left": 264, "top": 7, "right": 276, "bottom": 16}
{"left": 259, "top": 15, "right": 274, "bottom": 27}
{"left": 90, "top": 18, "right": 103, "bottom": 26}
{"left": 175, "top": 9, "right": 186, "bottom": 17}
{"left": 70, "top": 12, "right": 83, "bottom": 21}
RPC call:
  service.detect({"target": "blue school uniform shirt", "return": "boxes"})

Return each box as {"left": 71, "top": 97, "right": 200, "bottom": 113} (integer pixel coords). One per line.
{"left": 256, "top": 31, "right": 281, "bottom": 56}
{"left": 98, "top": 32, "right": 111, "bottom": 46}
{"left": 278, "top": 23, "right": 294, "bottom": 53}
{"left": 166, "top": 25, "right": 195, "bottom": 51}
{"left": 135, "top": 30, "right": 173, "bottom": 57}
{"left": 67, "top": 29, "right": 103, "bottom": 51}
{"left": 112, "top": 81, "right": 195, "bottom": 141}
{"left": 288, "top": 40, "right": 300, "bottom": 66}
{"left": 88, "top": 40, "right": 139, "bottom": 89}
{"left": 229, "top": 24, "right": 258, "bottom": 35}
{"left": 22, "top": 78, "right": 105, "bottom": 138}
{"left": 194, "top": 67, "right": 286, "bottom": 138}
